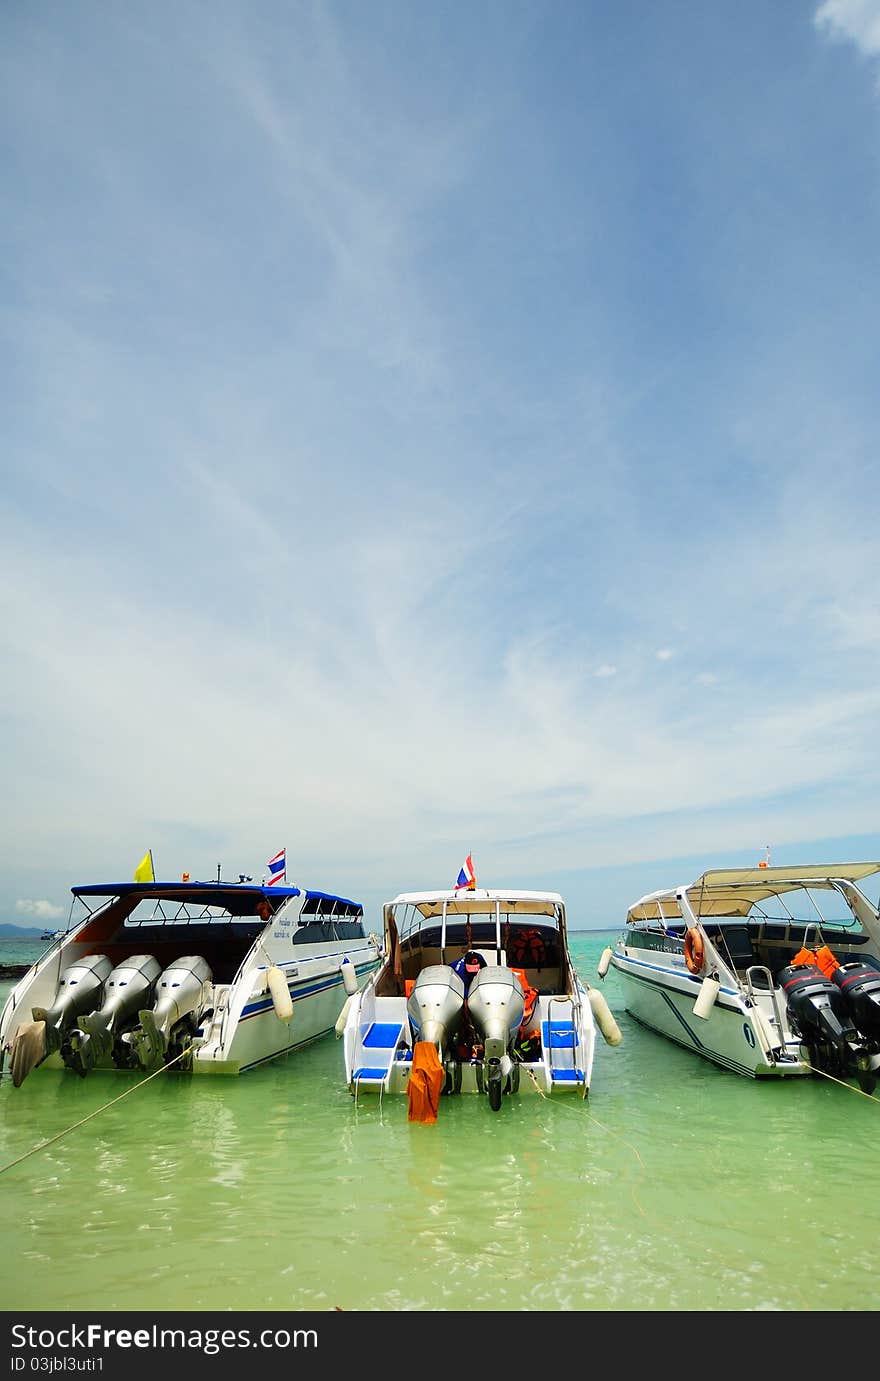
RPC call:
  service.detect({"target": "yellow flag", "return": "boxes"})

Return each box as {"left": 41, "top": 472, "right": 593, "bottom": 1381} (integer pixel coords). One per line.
{"left": 134, "top": 850, "right": 154, "bottom": 883}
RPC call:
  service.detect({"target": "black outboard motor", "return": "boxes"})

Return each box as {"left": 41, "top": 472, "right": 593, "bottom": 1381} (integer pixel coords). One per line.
{"left": 779, "top": 963, "right": 857, "bottom": 1077}
{"left": 831, "top": 963, "right": 880, "bottom": 1041}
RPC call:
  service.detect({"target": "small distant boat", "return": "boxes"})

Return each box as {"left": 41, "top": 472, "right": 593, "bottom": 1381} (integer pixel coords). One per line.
{"left": 1, "top": 877, "right": 381, "bottom": 1086}
{"left": 604, "top": 862, "right": 880, "bottom": 1087}
{"left": 340, "top": 886, "right": 621, "bottom": 1112}
{"left": 40, "top": 929, "right": 63, "bottom": 942}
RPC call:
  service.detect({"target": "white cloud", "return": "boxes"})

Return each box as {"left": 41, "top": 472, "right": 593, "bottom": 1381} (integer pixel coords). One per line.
{"left": 655, "top": 649, "right": 674, "bottom": 662}
{"left": 15, "top": 899, "right": 65, "bottom": 921}
{"left": 815, "top": 1, "right": 880, "bottom": 60}
{"left": 593, "top": 664, "right": 617, "bottom": 678}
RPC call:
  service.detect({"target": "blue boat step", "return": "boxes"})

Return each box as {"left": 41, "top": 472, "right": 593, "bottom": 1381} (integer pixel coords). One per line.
{"left": 363, "top": 1022, "right": 404, "bottom": 1049}
{"left": 352, "top": 1020, "right": 408, "bottom": 1090}
{"left": 550, "top": 1068, "right": 585, "bottom": 1082}
{"left": 542, "top": 1020, "right": 578, "bottom": 1048}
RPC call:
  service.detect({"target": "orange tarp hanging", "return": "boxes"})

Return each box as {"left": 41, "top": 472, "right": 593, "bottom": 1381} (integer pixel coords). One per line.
{"left": 407, "top": 1041, "right": 444, "bottom": 1123}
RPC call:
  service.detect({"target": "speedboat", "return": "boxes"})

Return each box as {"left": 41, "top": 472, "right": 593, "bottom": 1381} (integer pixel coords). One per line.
{"left": 339, "top": 887, "right": 621, "bottom": 1112}
{"left": 602, "top": 862, "right": 880, "bottom": 1086}
{"left": 0, "top": 877, "right": 381, "bottom": 1085}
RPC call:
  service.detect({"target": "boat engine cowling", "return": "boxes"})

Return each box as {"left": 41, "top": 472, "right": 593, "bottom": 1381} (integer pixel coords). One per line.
{"left": 127, "top": 956, "right": 213, "bottom": 1068}
{"left": 32, "top": 954, "right": 114, "bottom": 1055}
{"left": 779, "top": 963, "right": 856, "bottom": 1066}
{"left": 831, "top": 963, "right": 880, "bottom": 1041}
{"left": 62, "top": 955, "right": 162, "bottom": 1076}
{"left": 407, "top": 966, "right": 465, "bottom": 1052}
{"left": 466, "top": 965, "right": 525, "bottom": 1061}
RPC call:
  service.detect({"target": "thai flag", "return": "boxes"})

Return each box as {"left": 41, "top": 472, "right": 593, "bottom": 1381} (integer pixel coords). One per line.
{"left": 454, "top": 853, "right": 476, "bottom": 891}
{"left": 266, "top": 848, "right": 286, "bottom": 886}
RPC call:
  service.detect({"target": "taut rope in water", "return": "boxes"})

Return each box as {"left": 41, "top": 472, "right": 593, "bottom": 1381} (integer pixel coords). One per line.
{"left": 0, "top": 1045, "right": 194, "bottom": 1176}
{"left": 805, "top": 1062, "right": 880, "bottom": 1100}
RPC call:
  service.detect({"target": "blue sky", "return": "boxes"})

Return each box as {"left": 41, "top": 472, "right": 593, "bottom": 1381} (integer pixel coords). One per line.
{"left": 2, "top": 1, "right": 880, "bottom": 930}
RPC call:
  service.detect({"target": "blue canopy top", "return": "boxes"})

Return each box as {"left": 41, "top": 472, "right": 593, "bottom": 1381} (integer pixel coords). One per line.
{"left": 72, "top": 881, "right": 302, "bottom": 900}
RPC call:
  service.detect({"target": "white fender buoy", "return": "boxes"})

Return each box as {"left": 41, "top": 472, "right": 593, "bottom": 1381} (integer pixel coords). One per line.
{"left": 267, "top": 966, "right": 293, "bottom": 1023}
{"left": 693, "top": 974, "right": 720, "bottom": 1021}
{"left": 588, "top": 987, "right": 622, "bottom": 1046}
{"left": 597, "top": 946, "right": 613, "bottom": 979}
{"left": 334, "top": 993, "right": 353, "bottom": 1038}
{"left": 340, "top": 957, "right": 358, "bottom": 996}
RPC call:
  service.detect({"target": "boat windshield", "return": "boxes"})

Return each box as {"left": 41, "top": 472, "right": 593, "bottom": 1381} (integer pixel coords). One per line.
{"left": 391, "top": 895, "right": 563, "bottom": 964}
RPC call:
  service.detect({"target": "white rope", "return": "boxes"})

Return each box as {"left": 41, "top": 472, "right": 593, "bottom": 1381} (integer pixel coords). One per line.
{"left": 0, "top": 1045, "right": 194, "bottom": 1176}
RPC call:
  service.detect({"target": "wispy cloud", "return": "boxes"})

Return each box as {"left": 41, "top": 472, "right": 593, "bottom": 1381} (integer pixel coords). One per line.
{"left": 15, "top": 899, "right": 64, "bottom": 921}
{"left": 815, "top": 1, "right": 880, "bottom": 63}
{"left": 1, "top": 4, "right": 879, "bottom": 923}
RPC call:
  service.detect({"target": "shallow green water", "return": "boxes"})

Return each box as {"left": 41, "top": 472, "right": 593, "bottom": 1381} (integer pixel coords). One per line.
{"left": 1, "top": 932, "right": 878, "bottom": 1313}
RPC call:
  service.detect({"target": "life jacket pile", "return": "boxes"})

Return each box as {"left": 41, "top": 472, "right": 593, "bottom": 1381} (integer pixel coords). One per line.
{"left": 509, "top": 927, "right": 547, "bottom": 969}
{"left": 791, "top": 944, "right": 840, "bottom": 980}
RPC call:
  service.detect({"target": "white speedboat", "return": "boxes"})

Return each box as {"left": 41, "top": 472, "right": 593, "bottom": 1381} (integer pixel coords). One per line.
{"left": 340, "top": 887, "right": 620, "bottom": 1112}
{"left": 603, "top": 862, "right": 880, "bottom": 1086}
{"left": 0, "top": 878, "right": 381, "bottom": 1085}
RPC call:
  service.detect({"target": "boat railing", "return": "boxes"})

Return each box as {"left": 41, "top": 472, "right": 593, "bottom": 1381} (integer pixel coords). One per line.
{"left": 744, "top": 965, "right": 785, "bottom": 1058}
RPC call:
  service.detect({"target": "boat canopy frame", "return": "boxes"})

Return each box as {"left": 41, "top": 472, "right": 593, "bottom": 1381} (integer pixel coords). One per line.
{"left": 385, "top": 888, "right": 566, "bottom": 956}
{"left": 626, "top": 863, "right": 880, "bottom": 932}
{"left": 66, "top": 883, "right": 367, "bottom": 935}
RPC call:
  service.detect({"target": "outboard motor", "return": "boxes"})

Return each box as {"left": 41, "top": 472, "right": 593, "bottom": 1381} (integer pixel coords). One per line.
{"left": 406, "top": 967, "right": 465, "bottom": 1056}
{"left": 466, "top": 966, "right": 526, "bottom": 1111}
{"left": 126, "top": 956, "right": 213, "bottom": 1069}
{"left": 779, "top": 963, "right": 857, "bottom": 1076}
{"left": 62, "top": 955, "right": 162, "bottom": 1077}
{"left": 831, "top": 963, "right": 880, "bottom": 1041}
{"left": 9, "top": 953, "right": 114, "bottom": 1088}
{"left": 32, "top": 954, "right": 114, "bottom": 1057}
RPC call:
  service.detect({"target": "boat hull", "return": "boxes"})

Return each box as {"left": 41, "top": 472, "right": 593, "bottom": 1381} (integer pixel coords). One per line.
{"left": 609, "top": 951, "right": 810, "bottom": 1078}
{"left": 0, "top": 883, "right": 381, "bottom": 1080}
{"left": 193, "top": 951, "right": 380, "bottom": 1074}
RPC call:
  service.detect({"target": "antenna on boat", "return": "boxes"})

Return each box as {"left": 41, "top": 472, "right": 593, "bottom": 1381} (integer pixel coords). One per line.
{"left": 216, "top": 863, "right": 221, "bottom": 883}
{"left": 759, "top": 845, "right": 771, "bottom": 869}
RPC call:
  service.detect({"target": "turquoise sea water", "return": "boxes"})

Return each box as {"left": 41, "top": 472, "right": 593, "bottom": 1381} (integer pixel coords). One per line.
{"left": 1, "top": 930, "right": 879, "bottom": 1313}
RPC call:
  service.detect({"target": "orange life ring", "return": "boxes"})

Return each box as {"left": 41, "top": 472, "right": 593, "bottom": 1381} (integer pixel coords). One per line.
{"left": 684, "top": 927, "right": 704, "bottom": 975}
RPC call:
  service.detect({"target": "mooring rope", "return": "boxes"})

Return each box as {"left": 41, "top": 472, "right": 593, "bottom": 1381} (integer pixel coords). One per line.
{"left": 805, "top": 1061, "right": 880, "bottom": 1100}
{"left": 0, "top": 1045, "right": 194, "bottom": 1176}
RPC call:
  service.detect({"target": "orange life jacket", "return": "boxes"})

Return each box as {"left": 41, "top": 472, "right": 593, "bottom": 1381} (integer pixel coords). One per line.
{"left": 815, "top": 945, "right": 841, "bottom": 979}
{"left": 510, "top": 927, "right": 547, "bottom": 968}
{"left": 510, "top": 966, "right": 538, "bottom": 1024}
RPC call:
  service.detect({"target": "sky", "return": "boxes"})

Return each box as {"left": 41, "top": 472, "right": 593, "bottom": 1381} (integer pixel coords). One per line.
{"left": 2, "top": 1, "right": 880, "bottom": 931}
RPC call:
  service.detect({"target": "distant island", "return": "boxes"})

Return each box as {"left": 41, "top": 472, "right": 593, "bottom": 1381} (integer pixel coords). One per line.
{"left": 0, "top": 924, "right": 52, "bottom": 938}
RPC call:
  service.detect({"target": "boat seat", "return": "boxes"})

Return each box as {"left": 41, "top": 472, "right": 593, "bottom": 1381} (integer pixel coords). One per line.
{"left": 715, "top": 927, "right": 756, "bottom": 968}
{"left": 471, "top": 948, "right": 506, "bottom": 967}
